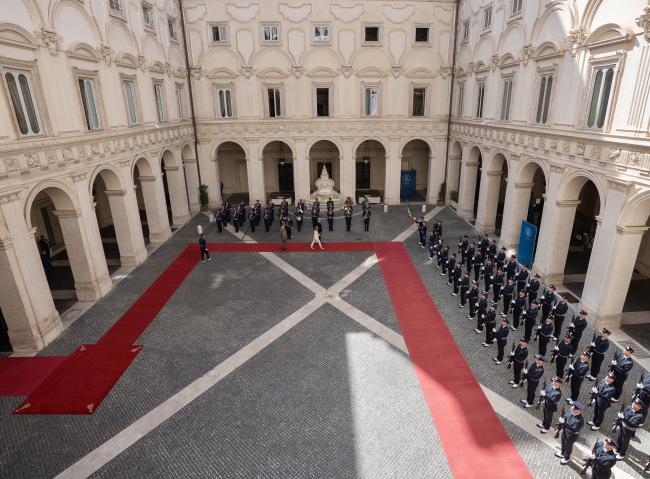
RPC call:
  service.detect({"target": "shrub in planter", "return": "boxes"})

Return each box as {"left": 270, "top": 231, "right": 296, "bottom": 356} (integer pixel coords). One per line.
{"left": 199, "top": 184, "right": 209, "bottom": 208}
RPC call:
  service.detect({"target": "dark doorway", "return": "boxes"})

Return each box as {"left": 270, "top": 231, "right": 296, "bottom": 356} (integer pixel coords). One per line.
{"left": 0, "top": 308, "right": 12, "bottom": 353}
{"left": 278, "top": 163, "right": 294, "bottom": 192}
{"left": 473, "top": 154, "right": 482, "bottom": 218}
{"left": 356, "top": 162, "right": 370, "bottom": 189}
{"left": 41, "top": 207, "right": 55, "bottom": 246}
{"left": 316, "top": 162, "right": 332, "bottom": 179}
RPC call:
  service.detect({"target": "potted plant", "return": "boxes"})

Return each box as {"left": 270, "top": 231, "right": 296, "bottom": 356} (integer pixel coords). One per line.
{"left": 437, "top": 182, "right": 446, "bottom": 206}
{"left": 449, "top": 190, "right": 459, "bottom": 202}
{"left": 199, "top": 184, "right": 209, "bottom": 210}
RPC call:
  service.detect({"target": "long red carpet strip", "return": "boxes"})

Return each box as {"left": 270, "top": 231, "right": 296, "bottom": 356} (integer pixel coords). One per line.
{"left": 13, "top": 344, "right": 142, "bottom": 414}
{"left": 374, "top": 242, "right": 532, "bottom": 479}
{"left": 0, "top": 357, "right": 66, "bottom": 396}
{"left": 205, "top": 242, "right": 375, "bottom": 252}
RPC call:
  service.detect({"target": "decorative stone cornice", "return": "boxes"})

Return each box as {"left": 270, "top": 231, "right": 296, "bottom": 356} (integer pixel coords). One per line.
{"left": 190, "top": 66, "right": 203, "bottom": 80}
{"left": 137, "top": 55, "right": 146, "bottom": 72}
{"left": 137, "top": 175, "right": 157, "bottom": 183}
{"left": 515, "top": 182, "right": 534, "bottom": 189}
{"left": 607, "top": 178, "right": 629, "bottom": 192}
{"left": 567, "top": 27, "right": 588, "bottom": 52}
{"left": 98, "top": 44, "right": 113, "bottom": 65}
{"left": 490, "top": 54, "right": 499, "bottom": 71}
{"left": 637, "top": 6, "right": 650, "bottom": 42}
{"left": 555, "top": 199, "right": 581, "bottom": 208}
{"left": 104, "top": 189, "right": 127, "bottom": 197}
{"left": 0, "top": 188, "right": 23, "bottom": 204}
{"left": 37, "top": 24, "right": 61, "bottom": 56}
{"left": 616, "top": 224, "right": 649, "bottom": 235}
{"left": 52, "top": 209, "right": 82, "bottom": 219}
{"left": 69, "top": 172, "right": 88, "bottom": 183}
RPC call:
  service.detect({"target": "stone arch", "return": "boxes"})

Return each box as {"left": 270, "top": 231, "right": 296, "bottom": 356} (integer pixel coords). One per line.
{"left": 401, "top": 139, "right": 433, "bottom": 202}
{"left": 88, "top": 164, "right": 124, "bottom": 196}
{"left": 212, "top": 139, "right": 249, "bottom": 161}
{"left": 50, "top": 0, "right": 103, "bottom": 48}
{"left": 262, "top": 140, "right": 296, "bottom": 197}
{"left": 448, "top": 141, "right": 463, "bottom": 199}
{"left": 354, "top": 139, "right": 387, "bottom": 201}
{"left": 24, "top": 180, "right": 79, "bottom": 227}
{"left": 473, "top": 35, "right": 494, "bottom": 63}
{"left": 106, "top": 19, "right": 140, "bottom": 56}
{"left": 133, "top": 156, "right": 171, "bottom": 243}
{"left": 557, "top": 171, "right": 606, "bottom": 214}
{"left": 497, "top": 21, "right": 527, "bottom": 52}
{"left": 302, "top": 47, "right": 343, "bottom": 71}
{"left": 160, "top": 149, "right": 190, "bottom": 227}
{"left": 531, "top": 2, "right": 576, "bottom": 47}
{"left": 3, "top": 0, "right": 43, "bottom": 31}
{"left": 216, "top": 141, "right": 249, "bottom": 203}
{"left": 352, "top": 137, "right": 390, "bottom": 155}
{"left": 619, "top": 189, "right": 650, "bottom": 227}
{"left": 259, "top": 138, "right": 296, "bottom": 160}
{"left": 456, "top": 145, "right": 483, "bottom": 220}
{"left": 475, "top": 151, "right": 509, "bottom": 235}
{"left": 305, "top": 137, "right": 344, "bottom": 156}
{"left": 309, "top": 140, "right": 342, "bottom": 196}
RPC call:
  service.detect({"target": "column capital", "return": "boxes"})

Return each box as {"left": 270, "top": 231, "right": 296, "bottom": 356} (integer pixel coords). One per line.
{"left": 485, "top": 170, "right": 502, "bottom": 177}
{"left": 104, "top": 189, "right": 127, "bottom": 197}
{"left": 0, "top": 187, "right": 23, "bottom": 204}
{"left": 182, "top": 158, "right": 197, "bottom": 164}
{"left": 514, "top": 182, "right": 534, "bottom": 189}
{"left": 549, "top": 162, "right": 565, "bottom": 174}
{"left": 138, "top": 175, "right": 157, "bottom": 183}
{"left": 616, "top": 224, "right": 650, "bottom": 235}
{"left": 0, "top": 237, "right": 14, "bottom": 251}
{"left": 118, "top": 159, "right": 132, "bottom": 168}
{"left": 464, "top": 161, "right": 479, "bottom": 167}
{"left": 69, "top": 172, "right": 89, "bottom": 183}
{"left": 53, "top": 208, "right": 82, "bottom": 219}
{"left": 164, "top": 165, "right": 181, "bottom": 172}
{"left": 555, "top": 199, "right": 581, "bottom": 208}
{"left": 607, "top": 178, "right": 630, "bottom": 192}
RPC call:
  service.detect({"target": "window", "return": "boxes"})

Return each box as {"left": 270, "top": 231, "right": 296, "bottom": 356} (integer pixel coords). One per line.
{"left": 312, "top": 24, "right": 330, "bottom": 43}
{"left": 210, "top": 23, "right": 229, "bottom": 43}
{"left": 78, "top": 78, "right": 101, "bottom": 131}
{"left": 512, "top": 0, "right": 523, "bottom": 15}
{"left": 216, "top": 88, "right": 233, "bottom": 118}
{"left": 176, "top": 86, "right": 185, "bottom": 119}
{"left": 412, "top": 88, "right": 426, "bottom": 117}
{"left": 363, "top": 86, "right": 379, "bottom": 117}
{"left": 109, "top": 0, "right": 122, "bottom": 11}
{"left": 142, "top": 3, "right": 154, "bottom": 28}
{"left": 415, "top": 27, "right": 430, "bottom": 43}
{"left": 364, "top": 25, "right": 381, "bottom": 43}
{"left": 123, "top": 80, "right": 138, "bottom": 125}
{"left": 462, "top": 21, "right": 470, "bottom": 42}
{"left": 153, "top": 82, "right": 165, "bottom": 122}
{"left": 315, "top": 88, "right": 330, "bottom": 117}
{"left": 483, "top": 7, "right": 492, "bottom": 30}
{"left": 476, "top": 83, "right": 485, "bottom": 119}
{"left": 4, "top": 69, "right": 42, "bottom": 137}
{"left": 586, "top": 66, "right": 614, "bottom": 129}
{"left": 500, "top": 79, "right": 513, "bottom": 121}
{"left": 267, "top": 88, "right": 282, "bottom": 117}
{"left": 262, "top": 24, "right": 280, "bottom": 44}
{"left": 168, "top": 18, "right": 177, "bottom": 41}
{"left": 457, "top": 83, "right": 464, "bottom": 116}
{"left": 535, "top": 74, "right": 553, "bottom": 124}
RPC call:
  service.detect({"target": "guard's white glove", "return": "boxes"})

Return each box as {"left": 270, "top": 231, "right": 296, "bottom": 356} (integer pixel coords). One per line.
{"left": 569, "top": 365, "right": 575, "bottom": 370}
{"left": 490, "top": 275, "right": 494, "bottom": 280}
{"left": 618, "top": 412, "right": 624, "bottom": 419}
{"left": 537, "top": 325, "right": 542, "bottom": 330}
{"left": 523, "top": 369, "right": 528, "bottom": 374}
{"left": 510, "top": 351, "right": 515, "bottom": 356}
{"left": 526, "top": 283, "right": 530, "bottom": 288}
{"left": 540, "top": 390, "right": 546, "bottom": 396}
{"left": 612, "top": 359, "right": 617, "bottom": 365}
{"left": 591, "top": 342, "right": 596, "bottom": 347}
{"left": 637, "top": 382, "right": 643, "bottom": 389}
{"left": 511, "top": 300, "right": 516, "bottom": 304}
{"left": 591, "top": 387, "right": 598, "bottom": 393}
{"left": 554, "top": 346, "right": 559, "bottom": 351}
{"left": 492, "top": 328, "right": 497, "bottom": 333}
{"left": 541, "top": 295, "right": 545, "bottom": 300}
{"left": 559, "top": 417, "right": 565, "bottom": 424}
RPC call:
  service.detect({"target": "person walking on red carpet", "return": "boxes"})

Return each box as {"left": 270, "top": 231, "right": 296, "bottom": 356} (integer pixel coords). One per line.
{"left": 310, "top": 225, "right": 323, "bottom": 250}
{"left": 199, "top": 234, "right": 211, "bottom": 263}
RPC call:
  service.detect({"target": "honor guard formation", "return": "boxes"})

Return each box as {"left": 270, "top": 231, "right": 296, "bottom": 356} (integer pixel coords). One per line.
{"left": 414, "top": 213, "right": 650, "bottom": 476}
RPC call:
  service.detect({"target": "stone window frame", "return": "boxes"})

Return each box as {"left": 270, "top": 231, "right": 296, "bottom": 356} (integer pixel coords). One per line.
{"left": 72, "top": 67, "right": 108, "bottom": 133}
{"left": 409, "top": 83, "right": 429, "bottom": 117}
{"left": 213, "top": 82, "right": 236, "bottom": 119}
{"left": 361, "top": 82, "right": 382, "bottom": 117}
{"left": 168, "top": 16, "right": 178, "bottom": 43}
{"left": 263, "top": 82, "right": 285, "bottom": 118}
{"left": 461, "top": 21, "right": 470, "bottom": 44}
{"left": 152, "top": 78, "right": 167, "bottom": 123}
{"left": 312, "top": 82, "right": 333, "bottom": 118}
{"left": 498, "top": 72, "right": 516, "bottom": 122}
{"left": 208, "top": 22, "right": 230, "bottom": 46}
{"left": 260, "top": 22, "right": 281, "bottom": 45}
{"left": 142, "top": 1, "right": 156, "bottom": 34}
{"left": 413, "top": 24, "right": 432, "bottom": 47}
{"left": 362, "top": 23, "right": 383, "bottom": 46}
{"left": 456, "top": 81, "right": 465, "bottom": 117}
{"left": 475, "top": 78, "right": 486, "bottom": 119}
{"left": 530, "top": 64, "right": 558, "bottom": 127}
{"left": 119, "top": 73, "right": 142, "bottom": 127}
{"left": 108, "top": 0, "right": 127, "bottom": 22}
{"left": 311, "top": 22, "right": 332, "bottom": 45}
{"left": 580, "top": 53, "right": 624, "bottom": 134}
{"left": 510, "top": 0, "right": 524, "bottom": 19}
{"left": 0, "top": 58, "right": 51, "bottom": 139}
{"left": 175, "top": 82, "right": 186, "bottom": 119}
{"left": 481, "top": 5, "right": 493, "bottom": 33}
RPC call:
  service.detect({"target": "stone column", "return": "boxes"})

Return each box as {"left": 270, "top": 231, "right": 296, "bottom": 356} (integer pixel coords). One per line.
{"left": 197, "top": 141, "right": 221, "bottom": 208}
{"left": 474, "top": 169, "right": 502, "bottom": 234}
{"left": 384, "top": 137, "right": 402, "bottom": 205}
{"left": 57, "top": 174, "right": 112, "bottom": 301}
{"left": 163, "top": 165, "right": 191, "bottom": 226}
{"left": 457, "top": 144, "right": 479, "bottom": 219}
{"left": 499, "top": 178, "right": 533, "bottom": 249}
{"left": 581, "top": 181, "right": 636, "bottom": 328}
{"left": 340, "top": 138, "right": 356, "bottom": 201}
{"left": 0, "top": 191, "right": 62, "bottom": 351}
{"left": 104, "top": 189, "right": 147, "bottom": 267}
{"left": 293, "top": 139, "right": 310, "bottom": 202}
{"left": 532, "top": 163, "right": 564, "bottom": 279}
{"left": 183, "top": 148, "right": 201, "bottom": 214}
{"left": 447, "top": 151, "right": 462, "bottom": 200}
{"left": 138, "top": 175, "right": 171, "bottom": 243}
{"left": 247, "top": 141, "right": 266, "bottom": 203}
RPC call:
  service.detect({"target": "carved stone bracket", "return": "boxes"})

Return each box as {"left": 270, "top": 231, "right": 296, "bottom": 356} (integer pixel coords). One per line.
{"left": 37, "top": 24, "right": 61, "bottom": 56}
{"left": 637, "top": 6, "right": 650, "bottom": 42}
{"left": 99, "top": 44, "right": 113, "bottom": 65}
{"left": 520, "top": 44, "right": 534, "bottom": 65}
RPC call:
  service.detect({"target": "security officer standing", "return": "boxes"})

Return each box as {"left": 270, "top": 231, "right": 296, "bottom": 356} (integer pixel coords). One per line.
{"left": 483, "top": 259, "right": 494, "bottom": 292}
{"left": 263, "top": 205, "right": 272, "bottom": 232}
{"left": 537, "top": 316, "right": 554, "bottom": 357}
{"left": 527, "top": 273, "right": 541, "bottom": 305}
{"left": 567, "top": 351, "right": 591, "bottom": 404}
{"left": 458, "top": 235, "right": 469, "bottom": 263}
{"left": 295, "top": 202, "right": 304, "bottom": 232}
{"left": 215, "top": 207, "right": 224, "bottom": 233}
{"left": 232, "top": 204, "right": 241, "bottom": 233}
{"left": 327, "top": 202, "right": 334, "bottom": 231}
{"left": 500, "top": 277, "right": 515, "bottom": 317}
{"left": 523, "top": 300, "right": 540, "bottom": 342}
{"left": 439, "top": 245, "right": 449, "bottom": 273}
{"left": 588, "top": 328, "right": 611, "bottom": 381}
{"left": 588, "top": 372, "right": 616, "bottom": 431}
{"left": 344, "top": 201, "right": 353, "bottom": 231}
{"left": 555, "top": 402, "right": 585, "bottom": 465}
{"left": 451, "top": 263, "right": 463, "bottom": 296}
{"left": 516, "top": 264, "right": 529, "bottom": 294}
{"left": 472, "top": 250, "right": 483, "bottom": 282}
{"left": 540, "top": 285, "right": 557, "bottom": 321}
{"left": 326, "top": 197, "right": 334, "bottom": 213}
{"left": 465, "top": 241, "right": 476, "bottom": 274}
{"left": 551, "top": 298, "right": 569, "bottom": 341}
{"left": 511, "top": 289, "right": 527, "bottom": 330}
{"left": 506, "top": 255, "right": 518, "bottom": 281}
{"left": 554, "top": 335, "right": 574, "bottom": 379}
{"left": 537, "top": 376, "right": 563, "bottom": 433}
{"left": 569, "top": 310, "right": 589, "bottom": 356}
{"left": 587, "top": 438, "right": 617, "bottom": 479}
{"left": 446, "top": 253, "right": 457, "bottom": 285}
{"left": 487, "top": 239, "right": 497, "bottom": 262}
{"left": 492, "top": 268, "right": 505, "bottom": 302}
{"left": 474, "top": 291, "right": 489, "bottom": 332}
{"left": 311, "top": 200, "right": 320, "bottom": 228}
{"left": 458, "top": 272, "right": 471, "bottom": 308}
{"left": 482, "top": 302, "right": 497, "bottom": 346}
{"left": 419, "top": 218, "right": 429, "bottom": 247}
{"left": 614, "top": 398, "right": 644, "bottom": 459}
{"left": 493, "top": 318, "right": 510, "bottom": 364}
{"left": 249, "top": 205, "right": 257, "bottom": 232}
{"left": 495, "top": 246, "right": 506, "bottom": 271}
{"left": 467, "top": 281, "right": 480, "bottom": 319}
{"left": 223, "top": 200, "right": 232, "bottom": 224}
{"left": 510, "top": 338, "right": 529, "bottom": 387}
{"left": 611, "top": 347, "right": 634, "bottom": 402}
{"left": 362, "top": 201, "right": 371, "bottom": 232}
{"left": 521, "top": 354, "right": 545, "bottom": 408}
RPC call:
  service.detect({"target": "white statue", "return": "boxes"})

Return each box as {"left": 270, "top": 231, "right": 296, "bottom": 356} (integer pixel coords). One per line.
{"left": 314, "top": 165, "right": 335, "bottom": 195}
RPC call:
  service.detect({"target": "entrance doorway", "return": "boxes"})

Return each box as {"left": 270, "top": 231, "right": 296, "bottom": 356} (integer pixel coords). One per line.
{"left": 0, "top": 308, "right": 11, "bottom": 353}
{"left": 356, "top": 162, "right": 370, "bottom": 189}
{"left": 278, "top": 163, "right": 294, "bottom": 192}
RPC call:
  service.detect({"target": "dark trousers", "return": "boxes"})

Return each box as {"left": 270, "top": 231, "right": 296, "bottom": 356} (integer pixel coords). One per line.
{"left": 593, "top": 399, "right": 609, "bottom": 427}
{"left": 542, "top": 303, "right": 551, "bottom": 320}
{"left": 561, "top": 431, "right": 578, "bottom": 459}
{"left": 460, "top": 288, "right": 468, "bottom": 306}
{"left": 542, "top": 404, "right": 555, "bottom": 429}
{"left": 513, "top": 361, "right": 524, "bottom": 383}
{"left": 453, "top": 278, "right": 460, "bottom": 294}
{"left": 553, "top": 315, "right": 564, "bottom": 338}
{"left": 441, "top": 263, "right": 448, "bottom": 274}
{"left": 512, "top": 308, "right": 522, "bottom": 329}
{"left": 486, "top": 325, "right": 495, "bottom": 344}
{"left": 613, "top": 376, "right": 627, "bottom": 400}
{"left": 474, "top": 266, "right": 481, "bottom": 282}
{"left": 234, "top": 222, "right": 239, "bottom": 233}
{"left": 539, "top": 336, "right": 550, "bottom": 357}
{"left": 469, "top": 301, "right": 477, "bottom": 318}
{"left": 286, "top": 228, "right": 292, "bottom": 240}
{"left": 503, "top": 295, "right": 512, "bottom": 315}
{"left": 527, "top": 380, "right": 539, "bottom": 405}
{"left": 497, "top": 339, "right": 507, "bottom": 361}
{"left": 524, "top": 320, "right": 535, "bottom": 342}
{"left": 556, "top": 356, "right": 568, "bottom": 379}
{"left": 312, "top": 217, "right": 318, "bottom": 228}
{"left": 217, "top": 222, "right": 223, "bottom": 233}
{"left": 364, "top": 218, "right": 369, "bottom": 231}
{"left": 570, "top": 376, "right": 584, "bottom": 401}
{"left": 264, "top": 220, "right": 271, "bottom": 232}
{"left": 297, "top": 220, "right": 303, "bottom": 231}
{"left": 249, "top": 221, "right": 255, "bottom": 232}
{"left": 616, "top": 428, "right": 635, "bottom": 456}
{"left": 345, "top": 217, "right": 351, "bottom": 231}
{"left": 571, "top": 333, "right": 583, "bottom": 355}
{"left": 327, "top": 218, "right": 333, "bottom": 231}
{"left": 419, "top": 232, "right": 425, "bottom": 245}
{"left": 591, "top": 353, "right": 605, "bottom": 377}
{"left": 493, "top": 284, "right": 502, "bottom": 302}
{"left": 200, "top": 248, "right": 210, "bottom": 261}
{"left": 476, "top": 313, "right": 485, "bottom": 331}
{"left": 517, "top": 281, "right": 526, "bottom": 294}
{"left": 528, "top": 292, "right": 537, "bottom": 305}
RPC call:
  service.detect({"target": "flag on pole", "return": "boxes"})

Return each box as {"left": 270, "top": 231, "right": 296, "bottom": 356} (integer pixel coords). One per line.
{"left": 406, "top": 203, "right": 415, "bottom": 224}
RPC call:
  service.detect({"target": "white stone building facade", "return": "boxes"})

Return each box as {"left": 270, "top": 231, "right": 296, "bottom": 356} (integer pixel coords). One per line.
{"left": 449, "top": 0, "right": 650, "bottom": 329}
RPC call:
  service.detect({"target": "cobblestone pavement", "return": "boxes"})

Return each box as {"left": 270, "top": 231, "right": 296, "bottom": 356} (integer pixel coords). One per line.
{"left": 1, "top": 206, "right": 648, "bottom": 478}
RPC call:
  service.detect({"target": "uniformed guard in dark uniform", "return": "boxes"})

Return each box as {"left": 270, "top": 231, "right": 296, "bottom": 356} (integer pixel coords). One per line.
{"left": 472, "top": 250, "right": 483, "bottom": 281}
{"left": 483, "top": 259, "right": 494, "bottom": 292}
{"left": 419, "top": 218, "right": 428, "bottom": 247}
{"left": 537, "top": 316, "right": 554, "bottom": 356}
{"left": 505, "top": 255, "right": 518, "bottom": 281}
{"left": 588, "top": 373, "right": 616, "bottom": 430}
{"left": 311, "top": 200, "right": 320, "bottom": 228}
{"left": 538, "top": 376, "right": 562, "bottom": 433}
{"left": 282, "top": 216, "right": 292, "bottom": 240}
{"left": 451, "top": 263, "right": 463, "bottom": 296}
{"left": 614, "top": 398, "right": 644, "bottom": 458}
{"left": 362, "top": 201, "right": 371, "bottom": 231}
{"left": 500, "top": 277, "right": 515, "bottom": 316}
{"left": 479, "top": 236, "right": 490, "bottom": 258}
{"left": 237, "top": 202, "right": 246, "bottom": 228}
{"left": 521, "top": 354, "right": 545, "bottom": 408}
{"left": 586, "top": 438, "right": 617, "bottom": 478}
{"left": 465, "top": 241, "right": 476, "bottom": 273}
{"left": 523, "top": 300, "right": 540, "bottom": 342}
{"left": 636, "top": 373, "right": 650, "bottom": 421}
{"left": 509, "top": 338, "right": 529, "bottom": 386}
{"left": 512, "top": 289, "right": 527, "bottom": 330}
{"left": 427, "top": 229, "right": 436, "bottom": 258}
{"left": 495, "top": 246, "right": 506, "bottom": 271}
{"left": 568, "top": 310, "right": 588, "bottom": 355}
{"left": 223, "top": 200, "right": 232, "bottom": 224}
{"left": 492, "top": 268, "right": 505, "bottom": 302}
{"left": 439, "top": 245, "right": 449, "bottom": 273}
{"left": 232, "top": 205, "right": 241, "bottom": 232}
{"left": 540, "top": 285, "right": 557, "bottom": 320}
{"left": 327, "top": 202, "right": 334, "bottom": 231}
{"left": 474, "top": 291, "right": 489, "bottom": 332}
{"left": 215, "top": 207, "right": 224, "bottom": 233}
{"left": 446, "top": 253, "right": 457, "bottom": 286}
{"left": 458, "top": 235, "right": 469, "bottom": 263}
{"left": 344, "top": 201, "right": 353, "bottom": 231}
{"left": 493, "top": 318, "right": 510, "bottom": 364}
{"left": 588, "top": 328, "right": 611, "bottom": 380}
{"left": 249, "top": 206, "right": 257, "bottom": 232}
{"left": 487, "top": 239, "right": 497, "bottom": 263}
{"left": 567, "top": 352, "right": 590, "bottom": 404}
{"left": 611, "top": 346, "right": 634, "bottom": 401}
{"left": 467, "top": 282, "right": 480, "bottom": 319}
{"left": 551, "top": 297, "right": 568, "bottom": 341}
{"left": 527, "top": 273, "right": 541, "bottom": 306}
{"left": 516, "top": 264, "right": 529, "bottom": 293}
{"left": 458, "top": 272, "right": 471, "bottom": 308}
{"left": 555, "top": 402, "right": 585, "bottom": 464}
{"left": 295, "top": 202, "right": 304, "bottom": 232}
{"left": 554, "top": 335, "right": 573, "bottom": 379}
{"left": 482, "top": 302, "right": 497, "bottom": 346}
{"left": 263, "top": 204, "right": 273, "bottom": 232}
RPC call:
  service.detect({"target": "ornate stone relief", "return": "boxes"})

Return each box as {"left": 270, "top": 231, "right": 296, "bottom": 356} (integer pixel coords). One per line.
{"left": 137, "top": 55, "right": 146, "bottom": 72}
{"left": 37, "top": 24, "right": 61, "bottom": 56}
{"left": 279, "top": 4, "right": 312, "bottom": 23}
{"left": 226, "top": 4, "right": 260, "bottom": 22}
{"left": 381, "top": 5, "right": 414, "bottom": 23}
{"left": 330, "top": 4, "right": 363, "bottom": 23}
{"left": 439, "top": 66, "right": 452, "bottom": 79}
{"left": 637, "top": 6, "right": 650, "bottom": 42}
{"left": 98, "top": 44, "right": 113, "bottom": 64}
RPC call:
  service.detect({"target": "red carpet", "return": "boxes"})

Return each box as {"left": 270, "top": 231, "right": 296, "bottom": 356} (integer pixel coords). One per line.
{"left": 0, "top": 357, "right": 66, "bottom": 396}
{"left": 374, "top": 242, "right": 532, "bottom": 479}
{"left": 13, "top": 344, "right": 142, "bottom": 415}
{"left": 205, "top": 242, "right": 375, "bottom": 252}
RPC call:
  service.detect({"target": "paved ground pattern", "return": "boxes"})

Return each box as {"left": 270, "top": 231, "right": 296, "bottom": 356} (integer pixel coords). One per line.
{"left": 0, "top": 207, "right": 648, "bottom": 478}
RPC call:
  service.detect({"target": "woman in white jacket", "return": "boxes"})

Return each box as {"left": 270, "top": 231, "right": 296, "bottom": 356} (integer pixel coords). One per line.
{"left": 310, "top": 225, "right": 324, "bottom": 250}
